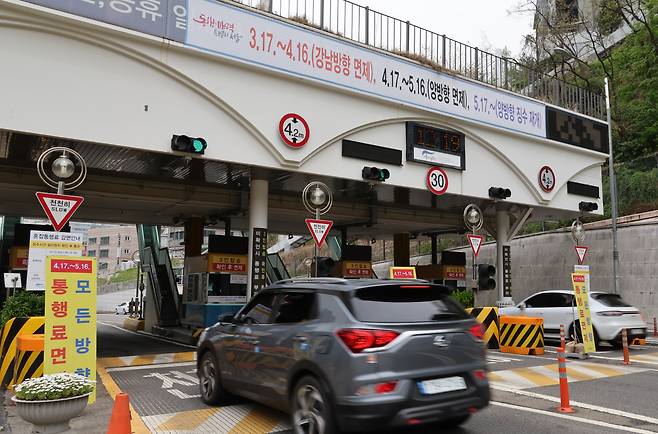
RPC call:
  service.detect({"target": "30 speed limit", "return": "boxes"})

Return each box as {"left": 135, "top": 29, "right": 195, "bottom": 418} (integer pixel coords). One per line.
{"left": 426, "top": 167, "right": 449, "bottom": 195}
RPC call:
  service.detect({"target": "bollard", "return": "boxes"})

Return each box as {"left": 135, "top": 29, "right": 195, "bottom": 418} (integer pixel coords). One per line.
{"left": 622, "top": 329, "right": 630, "bottom": 365}
{"left": 556, "top": 349, "right": 574, "bottom": 413}
{"left": 559, "top": 324, "right": 566, "bottom": 351}
{"left": 654, "top": 317, "right": 657, "bottom": 338}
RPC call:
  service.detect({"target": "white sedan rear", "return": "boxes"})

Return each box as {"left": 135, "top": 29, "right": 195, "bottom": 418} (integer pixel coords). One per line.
{"left": 500, "top": 290, "right": 646, "bottom": 345}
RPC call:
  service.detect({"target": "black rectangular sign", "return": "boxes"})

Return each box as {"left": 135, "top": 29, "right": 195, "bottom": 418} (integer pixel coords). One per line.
{"left": 546, "top": 107, "right": 609, "bottom": 154}
{"left": 406, "top": 122, "right": 465, "bottom": 170}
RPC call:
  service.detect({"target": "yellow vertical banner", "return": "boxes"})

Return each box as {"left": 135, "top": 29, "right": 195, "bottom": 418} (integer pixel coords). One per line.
{"left": 571, "top": 271, "right": 596, "bottom": 354}
{"left": 44, "top": 256, "right": 97, "bottom": 403}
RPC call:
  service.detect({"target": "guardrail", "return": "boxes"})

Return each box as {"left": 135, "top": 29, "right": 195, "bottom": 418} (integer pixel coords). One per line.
{"left": 232, "top": 0, "right": 605, "bottom": 119}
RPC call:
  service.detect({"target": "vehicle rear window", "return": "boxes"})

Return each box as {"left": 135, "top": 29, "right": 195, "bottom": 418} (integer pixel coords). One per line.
{"left": 592, "top": 293, "right": 632, "bottom": 307}
{"left": 348, "top": 285, "right": 468, "bottom": 323}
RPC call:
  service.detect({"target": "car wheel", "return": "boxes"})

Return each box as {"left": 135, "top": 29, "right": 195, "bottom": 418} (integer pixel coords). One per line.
{"left": 198, "top": 351, "right": 230, "bottom": 405}
{"left": 291, "top": 376, "right": 337, "bottom": 434}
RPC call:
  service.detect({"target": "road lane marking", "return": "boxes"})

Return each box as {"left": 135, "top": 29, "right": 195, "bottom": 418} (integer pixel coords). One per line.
{"left": 492, "top": 385, "right": 658, "bottom": 426}
{"left": 106, "top": 361, "right": 195, "bottom": 372}
{"left": 512, "top": 367, "right": 556, "bottom": 387}
{"left": 487, "top": 360, "right": 644, "bottom": 389}
{"left": 491, "top": 401, "right": 658, "bottom": 433}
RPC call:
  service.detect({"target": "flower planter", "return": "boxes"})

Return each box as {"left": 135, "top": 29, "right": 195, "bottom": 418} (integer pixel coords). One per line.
{"left": 11, "top": 392, "right": 91, "bottom": 434}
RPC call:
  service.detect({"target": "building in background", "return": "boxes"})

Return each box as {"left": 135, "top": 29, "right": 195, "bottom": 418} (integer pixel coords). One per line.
{"left": 86, "top": 225, "right": 139, "bottom": 275}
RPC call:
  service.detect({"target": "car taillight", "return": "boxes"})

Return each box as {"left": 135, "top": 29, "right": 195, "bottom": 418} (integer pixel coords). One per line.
{"left": 337, "top": 329, "right": 400, "bottom": 353}
{"left": 356, "top": 381, "right": 398, "bottom": 395}
{"left": 473, "top": 369, "right": 487, "bottom": 380}
{"left": 596, "top": 311, "right": 624, "bottom": 317}
{"left": 469, "top": 324, "right": 485, "bottom": 341}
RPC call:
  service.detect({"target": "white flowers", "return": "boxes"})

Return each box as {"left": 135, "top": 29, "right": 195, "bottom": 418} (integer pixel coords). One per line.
{"left": 15, "top": 373, "right": 95, "bottom": 401}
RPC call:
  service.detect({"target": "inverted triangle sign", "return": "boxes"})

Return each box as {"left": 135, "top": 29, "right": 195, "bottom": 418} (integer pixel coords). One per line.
{"left": 305, "top": 218, "right": 333, "bottom": 248}
{"left": 575, "top": 245, "right": 588, "bottom": 265}
{"left": 35, "top": 192, "right": 84, "bottom": 232}
{"left": 467, "top": 234, "right": 484, "bottom": 258}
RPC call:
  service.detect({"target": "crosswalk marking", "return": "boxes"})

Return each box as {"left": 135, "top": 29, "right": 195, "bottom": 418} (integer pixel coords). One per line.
{"left": 633, "top": 352, "right": 658, "bottom": 364}
{"left": 488, "top": 360, "right": 645, "bottom": 390}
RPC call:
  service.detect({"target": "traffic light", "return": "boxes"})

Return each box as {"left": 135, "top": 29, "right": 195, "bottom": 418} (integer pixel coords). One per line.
{"left": 477, "top": 264, "right": 496, "bottom": 291}
{"left": 579, "top": 201, "right": 598, "bottom": 212}
{"left": 488, "top": 187, "right": 511, "bottom": 200}
{"left": 171, "top": 135, "right": 207, "bottom": 155}
{"left": 362, "top": 166, "right": 390, "bottom": 182}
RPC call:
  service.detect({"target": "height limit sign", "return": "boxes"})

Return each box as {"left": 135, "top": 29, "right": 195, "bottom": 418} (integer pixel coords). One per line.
{"left": 279, "top": 113, "right": 310, "bottom": 148}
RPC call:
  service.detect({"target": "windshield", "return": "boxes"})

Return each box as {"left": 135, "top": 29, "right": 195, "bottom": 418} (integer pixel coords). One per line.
{"left": 348, "top": 285, "right": 468, "bottom": 323}
{"left": 591, "top": 293, "right": 632, "bottom": 307}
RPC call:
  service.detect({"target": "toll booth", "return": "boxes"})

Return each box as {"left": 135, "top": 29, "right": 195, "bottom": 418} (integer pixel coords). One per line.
{"left": 416, "top": 251, "right": 467, "bottom": 289}
{"left": 181, "top": 235, "right": 248, "bottom": 328}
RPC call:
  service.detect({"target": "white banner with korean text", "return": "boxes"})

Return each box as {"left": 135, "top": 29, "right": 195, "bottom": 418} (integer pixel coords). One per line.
{"left": 186, "top": 0, "right": 546, "bottom": 138}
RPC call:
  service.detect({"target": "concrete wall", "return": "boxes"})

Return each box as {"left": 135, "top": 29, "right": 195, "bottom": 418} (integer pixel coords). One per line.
{"left": 373, "top": 218, "right": 658, "bottom": 322}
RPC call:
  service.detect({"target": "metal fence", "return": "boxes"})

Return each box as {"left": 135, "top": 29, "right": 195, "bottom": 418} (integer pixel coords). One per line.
{"left": 231, "top": 0, "right": 606, "bottom": 119}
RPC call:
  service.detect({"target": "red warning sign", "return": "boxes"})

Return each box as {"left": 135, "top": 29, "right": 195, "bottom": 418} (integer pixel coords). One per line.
{"left": 35, "top": 192, "right": 84, "bottom": 232}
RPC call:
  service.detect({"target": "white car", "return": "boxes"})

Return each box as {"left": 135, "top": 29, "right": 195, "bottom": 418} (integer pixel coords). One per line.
{"left": 500, "top": 290, "right": 647, "bottom": 346}
{"left": 114, "top": 302, "right": 128, "bottom": 315}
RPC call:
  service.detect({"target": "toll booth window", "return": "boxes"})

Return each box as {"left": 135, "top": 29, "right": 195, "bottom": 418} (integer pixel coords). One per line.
{"left": 207, "top": 273, "right": 247, "bottom": 302}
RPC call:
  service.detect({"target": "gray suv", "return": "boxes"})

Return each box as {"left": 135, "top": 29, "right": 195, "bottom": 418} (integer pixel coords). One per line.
{"left": 196, "top": 278, "right": 489, "bottom": 433}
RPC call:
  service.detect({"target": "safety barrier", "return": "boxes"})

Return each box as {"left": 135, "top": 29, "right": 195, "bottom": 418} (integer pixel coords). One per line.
{"left": 499, "top": 316, "right": 544, "bottom": 355}
{"left": 466, "top": 307, "right": 499, "bottom": 349}
{"left": 12, "top": 334, "right": 44, "bottom": 388}
{"left": 0, "top": 316, "right": 45, "bottom": 388}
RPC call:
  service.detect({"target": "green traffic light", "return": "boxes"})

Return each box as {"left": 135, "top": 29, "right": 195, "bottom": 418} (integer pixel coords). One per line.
{"left": 192, "top": 139, "right": 204, "bottom": 153}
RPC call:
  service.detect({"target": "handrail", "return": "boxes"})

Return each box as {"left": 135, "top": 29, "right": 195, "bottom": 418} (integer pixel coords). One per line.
{"left": 231, "top": 0, "right": 605, "bottom": 119}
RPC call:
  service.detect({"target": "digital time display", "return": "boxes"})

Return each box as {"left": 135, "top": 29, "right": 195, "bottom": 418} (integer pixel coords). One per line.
{"left": 546, "top": 107, "right": 609, "bottom": 154}
{"left": 406, "top": 122, "right": 466, "bottom": 170}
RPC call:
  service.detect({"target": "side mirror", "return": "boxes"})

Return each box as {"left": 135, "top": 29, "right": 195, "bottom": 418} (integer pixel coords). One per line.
{"left": 218, "top": 314, "right": 235, "bottom": 324}
{"left": 518, "top": 302, "right": 526, "bottom": 310}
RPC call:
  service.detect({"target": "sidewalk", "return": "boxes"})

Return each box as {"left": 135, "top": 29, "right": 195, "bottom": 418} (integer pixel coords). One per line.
{"left": 2, "top": 372, "right": 114, "bottom": 434}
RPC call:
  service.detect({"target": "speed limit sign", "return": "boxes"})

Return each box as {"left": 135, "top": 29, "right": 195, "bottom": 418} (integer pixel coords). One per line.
{"left": 279, "top": 113, "right": 310, "bottom": 148}
{"left": 426, "top": 167, "right": 449, "bottom": 195}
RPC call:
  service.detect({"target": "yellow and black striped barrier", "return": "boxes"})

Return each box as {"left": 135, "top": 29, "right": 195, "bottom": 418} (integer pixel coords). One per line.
{"left": 466, "top": 307, "right": 499, "bottom": 349}
{"left": 499, "top": 315, "right": 544, "bottom": 355}
{"left": 12, "top": 334, "right": 44, "bottom": 389}
{"left": 0, "top": 316, "right": 44, "bottom": 388}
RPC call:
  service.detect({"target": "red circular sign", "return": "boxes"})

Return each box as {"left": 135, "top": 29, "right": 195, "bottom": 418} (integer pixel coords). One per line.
{"left": 426, "top": 166, "right": 449, "bottom": 195}
{"left": 278, "top": 113, "right": 310, "bottom": 148}
{"left": 538, "top": 166, "right": 556, "bottom": 192}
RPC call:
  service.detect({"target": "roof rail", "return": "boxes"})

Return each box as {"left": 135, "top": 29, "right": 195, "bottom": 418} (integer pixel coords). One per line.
{"left": 271, "top": 277, "right": 350, "bottom": 285}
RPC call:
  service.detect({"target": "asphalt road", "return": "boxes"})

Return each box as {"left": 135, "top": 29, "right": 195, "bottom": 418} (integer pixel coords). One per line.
{"left": 96, "top": 317, "right": 658, "bottom": 433}
{"left": 97, "top": 313, "right": 194, "bottom": 358}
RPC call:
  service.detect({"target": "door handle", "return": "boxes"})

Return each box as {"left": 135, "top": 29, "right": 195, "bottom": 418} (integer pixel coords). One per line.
{"left": 293, "top": 336, "right": 308, "bottom": 343}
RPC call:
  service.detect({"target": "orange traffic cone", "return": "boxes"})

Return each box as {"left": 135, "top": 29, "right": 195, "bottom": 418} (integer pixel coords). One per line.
{"left": 107, "top": 392, "right": 132, "bottom": 434}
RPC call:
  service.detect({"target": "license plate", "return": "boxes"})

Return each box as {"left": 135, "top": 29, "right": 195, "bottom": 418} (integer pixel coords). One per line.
{"left": 631, "top": 328, "right": 645, "bottom": 334}
{"left": 417, "top": 376, "right": 467, "bottom": 395}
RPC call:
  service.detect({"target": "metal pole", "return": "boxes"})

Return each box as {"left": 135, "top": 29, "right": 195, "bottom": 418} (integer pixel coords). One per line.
{"left": 314, "top": 208, "right": 319, "bottom": 277}
{"left": 605, "top": 78, "right": 620, "bottom": 295}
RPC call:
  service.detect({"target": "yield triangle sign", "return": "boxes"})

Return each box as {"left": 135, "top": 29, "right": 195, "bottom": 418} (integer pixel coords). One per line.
{"left": 575, "top": 245, "right": 588, "bottom": 265}
{"left": 35, "top": 192, "right": 84, "bottom": 232}
{"left": 305, "top": 218, "right": 333, "bottom": 248}
{"left": 467, "top": 234, "right": 484, "bottom": 258}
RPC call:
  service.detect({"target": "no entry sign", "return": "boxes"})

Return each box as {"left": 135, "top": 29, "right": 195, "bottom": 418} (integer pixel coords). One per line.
{"left": 279, "top": 113, "right": 310, "bottom": 148}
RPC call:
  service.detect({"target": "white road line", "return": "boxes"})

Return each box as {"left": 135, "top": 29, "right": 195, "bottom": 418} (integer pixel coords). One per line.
{"left": 97, "top": 320, "right": 197, "bottom": 349}
{"left": 106, "top": 361, "right": 196, "bottom": 372}
{"left": 492, "top": 385, "right": 658, "bottom": 426}
{"left": 490, "top": 401, "right": 658, "bottom": 433}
